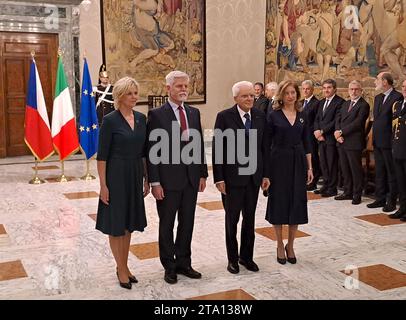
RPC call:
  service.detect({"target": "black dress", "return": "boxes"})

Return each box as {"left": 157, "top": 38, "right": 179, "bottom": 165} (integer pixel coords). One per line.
{"left": 96, "top": 110, "right": 147, "bottom": 236}
{"left": 265, "top": 109, "right": 311, "bottom": 225}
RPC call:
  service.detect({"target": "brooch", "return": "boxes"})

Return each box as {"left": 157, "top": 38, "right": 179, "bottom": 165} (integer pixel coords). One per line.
{"left": 299, "top": 118, "right": 304, "bottom": 123}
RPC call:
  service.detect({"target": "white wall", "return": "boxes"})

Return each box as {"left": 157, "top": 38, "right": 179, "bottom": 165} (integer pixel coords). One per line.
{"left": 79, "top": 0, "right": 266, "bottom": 129}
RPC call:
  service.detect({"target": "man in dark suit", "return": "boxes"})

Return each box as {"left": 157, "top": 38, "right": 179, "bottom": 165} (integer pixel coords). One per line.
{"left": 389, "top": 79, "right": 406, "bottom": 221}
{"left": 301, "top": 80, "right": 320, "bottom": 191}
{"left": 367, "top": 72, "right": 403, "bottom": 212}
{"left": 147, "top": 71, "right": 208, "bottom": 284}
{"left": 265, "top": 81, "right": 279, "bottom": 123}
{"left": 334, "top": 80, "right": 370, "bottom": 205}
{"left": 253, "top": 82, "right": 269, "bottom": 113}
{"left": 213, "top": 81, "right": 270, "bottom": 274}
{"left": 313, "top": 79, "right": 345, "bottom": 197}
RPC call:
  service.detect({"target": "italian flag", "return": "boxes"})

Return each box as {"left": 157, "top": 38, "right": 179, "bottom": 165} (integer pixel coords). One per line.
{"left": 51, "top": 57, "right": 79, "bottom": 160}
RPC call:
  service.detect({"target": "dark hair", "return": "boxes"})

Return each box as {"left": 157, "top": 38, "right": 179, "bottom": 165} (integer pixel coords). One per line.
{"left": 254, "top": 82, "right": 264, "bottom": 90}
{"left": 381, "top": 73, "right": 394, "bottom": 86}
{"left": 322, "top": 79, "right": 337, "bottom": 89}
{"left": 273, "top": 80, "right": 302, "bottom": 112}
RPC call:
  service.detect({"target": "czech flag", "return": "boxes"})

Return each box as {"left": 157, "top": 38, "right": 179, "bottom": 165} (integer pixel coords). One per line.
{"left": 24, "top": 59, "right": 54, "bottom": 161}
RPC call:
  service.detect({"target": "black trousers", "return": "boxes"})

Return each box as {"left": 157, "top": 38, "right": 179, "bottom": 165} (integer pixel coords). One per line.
{"left": 156, "top": 183, "right": 198, "bottom": 271}
{"left": 374, "top": 147, "right": 398, "bottom": 202}
{"left": 222, "top": 180, "right": 260, "bottom": 264}
{"left": 310, "top": 138, "right": 321, "bottom": 186}
{"left": 319, "top": 142, "right": 338, "bottom": 193}
{"left": 394, "top": 158, "right": 406, "bottom": 212}
{"left": 338, "top": 147, "right": 363, "bottom": 197}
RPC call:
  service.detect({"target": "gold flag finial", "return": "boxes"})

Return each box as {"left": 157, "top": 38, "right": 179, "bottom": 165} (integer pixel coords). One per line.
{"left": 58, "top": 48, "right": 63, "bottom": 57}
{"left": 30, "top": 50, "right": 35, "bottom": 58}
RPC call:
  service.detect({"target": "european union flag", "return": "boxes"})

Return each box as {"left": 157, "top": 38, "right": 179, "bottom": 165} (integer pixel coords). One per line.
{"left": 79, "top": 58, "right": 98, "bottom": 159}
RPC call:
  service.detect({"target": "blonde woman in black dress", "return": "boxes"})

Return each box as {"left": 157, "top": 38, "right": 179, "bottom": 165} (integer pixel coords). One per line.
{"left": 96, "top": 77, "right": 149, "bottom": 289}
{"left": 265, "top": 80, "right": 313, "bottom": 264}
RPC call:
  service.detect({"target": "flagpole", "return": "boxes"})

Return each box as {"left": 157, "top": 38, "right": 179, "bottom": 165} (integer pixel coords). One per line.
{"left": 56, "top": 160, "right": 70, "bottom": 182}
{"left": 29, "top": 158, "right": 45, "bottom": 184}
{"left": 81, "top": 159, "right": 96, "bottom": 181}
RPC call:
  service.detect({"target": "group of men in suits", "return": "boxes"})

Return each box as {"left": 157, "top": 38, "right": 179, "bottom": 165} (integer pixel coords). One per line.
{"left": 145, "top": 71, "right": 406, "bottom": 285}
{"left": 253, "top": 74, "right": 406, "bottom": 218}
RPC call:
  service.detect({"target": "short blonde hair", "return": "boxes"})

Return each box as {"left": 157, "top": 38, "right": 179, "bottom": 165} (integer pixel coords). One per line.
{"left": 273, "top": 80, "right": 302, "bottom": 112}
{"left": 112, "top": 76, "right": 139, "bottom": 109}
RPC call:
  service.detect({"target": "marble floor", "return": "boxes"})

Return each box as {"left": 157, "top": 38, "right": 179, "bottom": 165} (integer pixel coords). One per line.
{"left": 0, "top": 153, "right": 405, "bottom": 300}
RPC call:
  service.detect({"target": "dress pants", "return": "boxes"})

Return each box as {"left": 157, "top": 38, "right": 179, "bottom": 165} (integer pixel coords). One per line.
{"left": 319, "top": 142, "right": 338, "bottom": 193}
{"left": 222, "top": 180, "right": 260, "bottom": 264}
{"left": 156, "top": 182, "right": 198, "bottom": 271}
{"left": 394, "top": 158, "right": 406, "bottom": 212}
{"left": 310, "top": 138, "right": 321, "bottom": 186}
{"left": 374, "top": 147, "right": 398, "bottom": 202}
{"left": 338, "top": 147, "right": 363, "bottom": 197}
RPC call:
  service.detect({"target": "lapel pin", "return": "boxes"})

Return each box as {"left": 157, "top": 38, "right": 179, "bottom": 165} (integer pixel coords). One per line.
{"left": 300, "top": 118, "right": 304, "bottom": 123}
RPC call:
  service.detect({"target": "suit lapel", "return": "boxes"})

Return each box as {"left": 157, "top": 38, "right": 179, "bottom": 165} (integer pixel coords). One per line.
{"left": 232, "top": 105, "right": 245, "bottom": 129}
{"left": 343, "top": 98, "right": 361, "bottom": 120}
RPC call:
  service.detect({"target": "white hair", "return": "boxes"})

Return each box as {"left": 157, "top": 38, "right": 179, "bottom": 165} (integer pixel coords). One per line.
{"left": 265, "top": 81, "right": 279, "bottom": 91}
{"left": 348, "top": 80, "right": 362, "bottom": 87}
{"left": 301, "top": 80, "right": 314, "bottom": 88}
{"left": 232, "top": 81, "right": 253, "bottom": 97}
{"left": 165, "top": 70, "right": 190, "bottom": 86}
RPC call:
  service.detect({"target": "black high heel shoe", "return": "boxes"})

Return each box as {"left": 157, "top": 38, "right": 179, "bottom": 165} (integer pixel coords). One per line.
{"left": 116, "top": 271, "right": 132, "bottom": 290}
{"left": 128, "top": 275, "right": 138, "bottom": 283}
{"left": 285, "top": 244, "right": 297, "bottom": 264}
{"left": 276, "top": 247, "right": 286, "bottom": 265}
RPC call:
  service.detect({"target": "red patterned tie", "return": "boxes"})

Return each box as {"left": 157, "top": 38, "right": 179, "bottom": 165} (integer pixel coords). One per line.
{"left": 178, "top": 105, "right": 188, "bottom": 140}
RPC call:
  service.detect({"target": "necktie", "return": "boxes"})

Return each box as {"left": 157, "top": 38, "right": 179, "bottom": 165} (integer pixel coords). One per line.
{"left": 178, "top": 106, "right": 188, "bottom": 140}
{"left": 303, "top": 99, "right": 308, "bottom": 110}
{"left": 323, "top": 99, "right": 330, "bottom": 113}
{"left": 348, "top": 100, "right": 355, "bottom": 112}
{"left": 244, "top": 113, "right": 251, "bottom": 136}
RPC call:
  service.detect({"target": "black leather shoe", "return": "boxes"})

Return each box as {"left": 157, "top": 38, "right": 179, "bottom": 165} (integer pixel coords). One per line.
{"left": 239, "top": 259, "right": 259, "bottom": 272}
{"left": 177, "top": 267, "right": 202, "bottom": 279}
{"left": 334, "top": 193, "right": 352, "bottom": 200}
{"left": 164, "top": 270, "right": 178, "bottom": 284}
{"left": 128, "top": 275, "right": 138, "bottom": 283}
{"left": 285, "top": 245, "right": 297, "bottom": 264}
{"left": 321, "top": 191, "right": 337, "bottom": 197}
{"left": 116, "top": 271, "right": 132, "bottom": 289}
{"left": 276, "top": 248, "right": 286, "bottom": 265}
{"left": 227, "top": 262, "right": 239, "bottom": 274}
{"left": 306, "top": 184, "right": 317, "bottom": 191}
{"left": 314, "top": 188, "right": 327, "bottom": 194}
{"left": 366, "top": 200, "right": 385, "bottom": 208}
{"left": 388, "top": 210, "right": 406, "bottom": 219}
{"left": 352, "top": 197, "right": 361, "bottom": 205}
{"left": 383, "top": 202, "right": 396, "bottom": 212}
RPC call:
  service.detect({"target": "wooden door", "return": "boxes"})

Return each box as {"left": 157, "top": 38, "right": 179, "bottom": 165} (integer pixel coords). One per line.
{"left": 0, "top": 32, "right": 58, "bottom": 157}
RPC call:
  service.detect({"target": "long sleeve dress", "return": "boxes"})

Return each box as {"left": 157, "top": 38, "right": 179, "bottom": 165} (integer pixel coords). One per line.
{"left": 96, "top": 110, "right": 147, "bottom": 236}
{"left": 265, "top": 109, "right": 312, "bottom": 225}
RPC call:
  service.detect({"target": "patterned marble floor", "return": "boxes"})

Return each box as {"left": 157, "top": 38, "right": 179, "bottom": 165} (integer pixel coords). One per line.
{"left": 0, "top": 154, "right": 405, "bottom": 300}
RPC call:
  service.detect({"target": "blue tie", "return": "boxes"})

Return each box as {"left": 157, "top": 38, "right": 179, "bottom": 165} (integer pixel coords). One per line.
{"left": 244, "top": 113, "right": 251, "bottom": 136}
{"left": 303, "top": 99, "right": 308, "bottom": 109}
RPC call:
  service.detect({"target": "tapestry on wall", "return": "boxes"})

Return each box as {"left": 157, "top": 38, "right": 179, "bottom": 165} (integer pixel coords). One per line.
{"left": 264, "top": 0, "right": 406, "bottom": 89}
{"left": 101, "top": 0, "right": 206, "bottom": 104}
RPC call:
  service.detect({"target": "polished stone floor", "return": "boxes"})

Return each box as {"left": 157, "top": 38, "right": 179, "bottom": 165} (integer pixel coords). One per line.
{"left": 0, "top": 154, "right": 405, "bottom": 300}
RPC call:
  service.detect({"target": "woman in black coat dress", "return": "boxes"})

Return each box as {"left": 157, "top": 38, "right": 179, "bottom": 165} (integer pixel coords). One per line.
{"left": 265, "top": 80, "right": 313, "bottom": 264}
{"left": 96, "top": 77, "right": 150, "bottom": 289}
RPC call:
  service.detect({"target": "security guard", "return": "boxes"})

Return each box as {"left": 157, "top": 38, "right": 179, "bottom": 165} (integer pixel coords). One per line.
{"left": 94, "top": 64, "right": 114, "bottom": 126}
{"left": 389, "top": 79, "right": 406, "bottom": 221}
